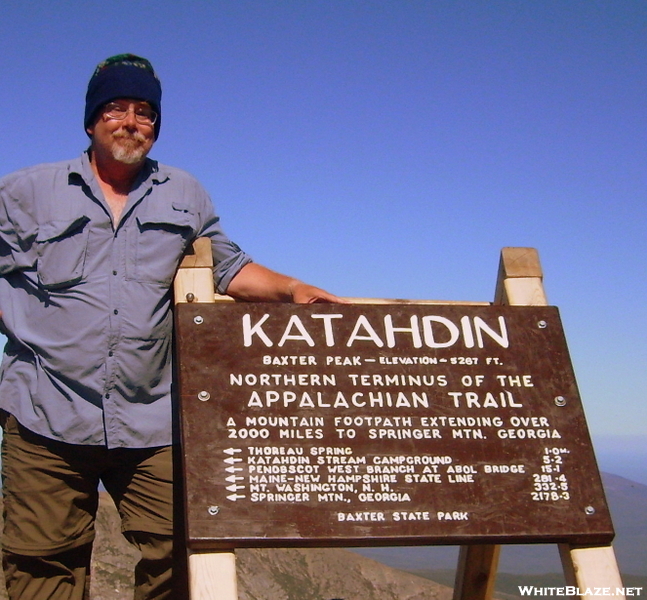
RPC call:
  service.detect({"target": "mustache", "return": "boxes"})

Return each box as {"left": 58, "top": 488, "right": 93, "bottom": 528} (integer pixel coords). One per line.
{"left": 112, "top": 129, "right": 147, "bottom": 143}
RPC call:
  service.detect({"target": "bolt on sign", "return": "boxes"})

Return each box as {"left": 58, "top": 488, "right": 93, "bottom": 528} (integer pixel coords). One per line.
{"left": 175, "top": 303, "right": 614, "bottom": 550}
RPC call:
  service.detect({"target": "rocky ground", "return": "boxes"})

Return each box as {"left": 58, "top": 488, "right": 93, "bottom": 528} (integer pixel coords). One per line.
{"left": 0, "top": 492, "right": 454, "bottom": 599}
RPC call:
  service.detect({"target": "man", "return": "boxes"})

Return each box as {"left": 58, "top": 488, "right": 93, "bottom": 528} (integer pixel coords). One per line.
{"left": 0, "top": 54, "right": 342, "bottom": 599}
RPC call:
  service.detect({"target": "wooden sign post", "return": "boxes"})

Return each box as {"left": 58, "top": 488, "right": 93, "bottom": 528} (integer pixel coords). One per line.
{"left": 173, "top": 246, "right": 624, "bottom": 600}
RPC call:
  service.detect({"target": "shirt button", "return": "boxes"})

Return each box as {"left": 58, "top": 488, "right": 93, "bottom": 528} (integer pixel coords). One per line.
{"left": 114, "top": 309, "right": 119, "bottom": 315}
{"left": 112, "top": 270, "right": 118, "bottom": 276}
{"left": 105, "top": 393, "right": 110, "bottom": 399}
{"left": 108, "top": 351, "right": 114, "bottom": 357}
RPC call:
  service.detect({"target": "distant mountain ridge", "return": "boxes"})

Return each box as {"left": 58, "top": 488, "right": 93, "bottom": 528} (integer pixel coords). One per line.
{"left": 353, "top": 473, "right": 647, "bottom": 576}
{"left": 0, "top": 471, "right": 643, "bottom": 598}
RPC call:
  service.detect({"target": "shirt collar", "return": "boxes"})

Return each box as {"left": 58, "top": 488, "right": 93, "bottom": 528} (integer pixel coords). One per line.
{"left": 67, "top": 150, "right": 170, "bottom": 188}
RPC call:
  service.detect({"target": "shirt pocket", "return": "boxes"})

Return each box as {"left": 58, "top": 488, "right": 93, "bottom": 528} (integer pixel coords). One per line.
{"left": 127, "top": 202, "right": 196, "bottom": 285}
{"left": 36, "top": 216, "right": 90, "bottom": 289}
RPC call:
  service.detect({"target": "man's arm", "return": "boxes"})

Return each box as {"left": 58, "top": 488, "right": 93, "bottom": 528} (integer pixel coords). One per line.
{"left": 225, "top": 263, "right": 346, "bottom": 304}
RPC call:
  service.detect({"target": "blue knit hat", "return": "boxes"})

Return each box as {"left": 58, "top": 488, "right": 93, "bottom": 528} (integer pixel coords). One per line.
{"left": 85, "top": 54, "right": 162, "bottom": 140}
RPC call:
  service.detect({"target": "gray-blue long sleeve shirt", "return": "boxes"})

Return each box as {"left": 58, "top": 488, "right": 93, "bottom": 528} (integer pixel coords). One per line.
{"left": 0, "top": 152, "right": 251, "bottom": 448}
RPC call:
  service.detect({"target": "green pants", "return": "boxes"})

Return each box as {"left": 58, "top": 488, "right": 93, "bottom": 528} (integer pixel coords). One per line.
{"left": 1, "top": 413, "right": 176, "bottom": 599}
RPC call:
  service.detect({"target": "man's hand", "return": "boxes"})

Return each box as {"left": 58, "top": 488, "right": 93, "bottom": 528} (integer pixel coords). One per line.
{"left": 226, "top": 263, "right": 346, "bottom": 304}
{"left": 288, "top": 280, "right": 347, "bottom": 304}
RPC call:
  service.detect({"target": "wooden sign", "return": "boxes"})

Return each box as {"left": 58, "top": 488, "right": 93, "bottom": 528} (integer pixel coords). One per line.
{"left": 175, "top": 303, "right": 614, "bottom": 550}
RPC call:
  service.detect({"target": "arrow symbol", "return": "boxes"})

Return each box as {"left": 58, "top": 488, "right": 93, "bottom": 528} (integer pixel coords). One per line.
{"left": 223, "top": 448, "right": 242, "bottom": 455}
{"left": 224, "top": 457, "right": 243, "bottom": 465}
{"left": 225, "top": 475, "right": 244, "bottom": 483}
{"left": 225, "top": 466, "right": 243, "bottom": 473}
{"left": 227, "top": 494, "right": 246, "bottom": 502}
{"left": 226, "top": 484, "right": 245, "bottom": 492}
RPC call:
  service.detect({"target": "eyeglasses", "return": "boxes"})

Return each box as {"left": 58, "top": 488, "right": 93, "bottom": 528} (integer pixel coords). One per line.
{"left": 103, "top": 102, "right": 158, "bottom": 125}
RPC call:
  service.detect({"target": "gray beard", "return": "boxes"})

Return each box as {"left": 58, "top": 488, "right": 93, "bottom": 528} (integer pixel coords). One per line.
{"left": 111, "top": 144, "right": 148, "bottom": 164}
{"left": 110, "top": 131, "right": 149, "bottom": 164}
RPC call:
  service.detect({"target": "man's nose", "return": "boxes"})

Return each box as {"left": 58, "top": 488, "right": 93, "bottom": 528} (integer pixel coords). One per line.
{"left": 121, "top": 106, "right": 140, "bottom": 127}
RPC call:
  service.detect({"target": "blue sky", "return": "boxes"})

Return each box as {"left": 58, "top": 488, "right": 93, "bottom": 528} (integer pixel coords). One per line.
{"left": 1, "top": 1, "right": 645, "bottom": 479}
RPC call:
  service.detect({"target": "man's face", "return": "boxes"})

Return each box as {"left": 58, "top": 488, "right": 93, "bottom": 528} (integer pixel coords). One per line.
{"left": 87, "top": 98, "right": 156, "bottom": 165}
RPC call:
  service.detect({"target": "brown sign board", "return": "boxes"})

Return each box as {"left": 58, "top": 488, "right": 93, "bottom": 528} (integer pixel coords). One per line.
{"left": 175, "top": 303, "right": 614, "bottom": 550}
